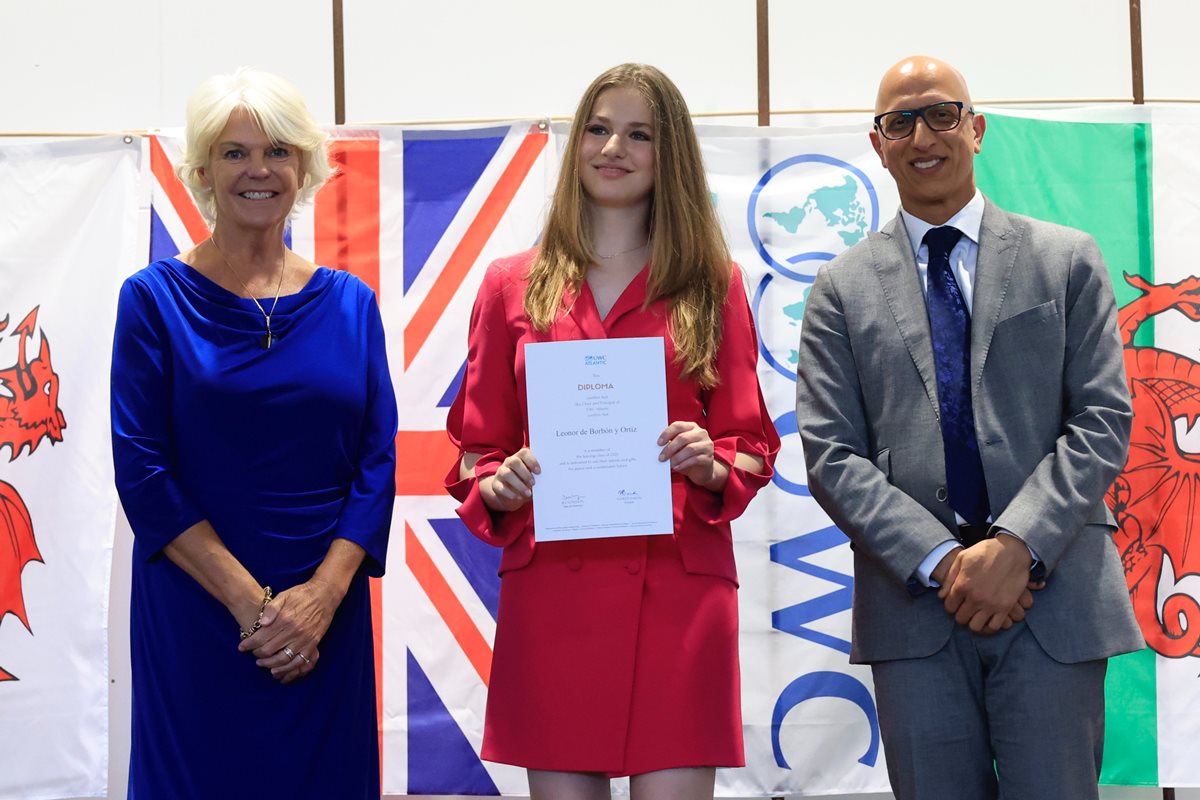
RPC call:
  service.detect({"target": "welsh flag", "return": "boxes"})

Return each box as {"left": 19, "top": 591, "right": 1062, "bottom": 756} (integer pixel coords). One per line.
{"left": 977, "top": 109, "right": 1200, "bottom": 787}
{"left": 704, "top": 108, "right": 1200, "bottom": 795}
{"left": 0, "top": 135, "right": 143, "bottom": 799}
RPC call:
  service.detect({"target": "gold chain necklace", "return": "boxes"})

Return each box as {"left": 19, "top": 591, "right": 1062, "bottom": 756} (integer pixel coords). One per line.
{"left": 596, "top": 241, "right": 649, "bottom": 260}
{"left": 210, "top": 235, "right": 287, "bottom": 350}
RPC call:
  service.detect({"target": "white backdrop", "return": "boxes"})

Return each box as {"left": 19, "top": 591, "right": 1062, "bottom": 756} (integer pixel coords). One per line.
{"left": 1, "top": 0, "right": 1197, "bottom": 132}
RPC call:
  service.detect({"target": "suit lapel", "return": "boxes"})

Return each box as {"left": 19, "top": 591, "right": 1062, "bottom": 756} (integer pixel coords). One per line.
{"left": 559, "top": 267, "right": 650, "bottom": 339}
{"left": 970, "top": 201, "right": 1022, "bottom": 389}
{"left": 600, "top": 266, "right": 650, "bottom": 332}
{"left": 560, "top": 282, "right": 607, "bottom": 340}
{"left": 871, "top": 214, "right": 940, "bottom": 416}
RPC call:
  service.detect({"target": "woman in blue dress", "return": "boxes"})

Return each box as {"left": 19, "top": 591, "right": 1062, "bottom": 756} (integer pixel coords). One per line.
{"left": 111, "top": 68, "right": 397, "bottom": 798}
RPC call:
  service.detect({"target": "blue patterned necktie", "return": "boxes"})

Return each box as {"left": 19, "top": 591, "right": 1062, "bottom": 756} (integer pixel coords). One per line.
{"left": 923, "top": 226, "right": 991, "bottom": 527}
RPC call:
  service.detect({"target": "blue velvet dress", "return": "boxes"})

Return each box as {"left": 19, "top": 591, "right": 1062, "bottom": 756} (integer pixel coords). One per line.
{"left": 111, "top": 258, "right": 397, "bottom": 799}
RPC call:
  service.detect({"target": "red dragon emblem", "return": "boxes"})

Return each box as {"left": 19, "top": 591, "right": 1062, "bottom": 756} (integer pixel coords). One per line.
{"left": 0, "top": 307, "right": 65, "bottom": 681}
{"left": 1108, "top": 274, "right": 1200, "bottom": 658}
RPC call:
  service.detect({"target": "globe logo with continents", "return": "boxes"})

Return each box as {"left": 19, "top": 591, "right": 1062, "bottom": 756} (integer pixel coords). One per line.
{"left": 746, "top": 154, "right": 880, "bottom": 381}
{"left": 751, "top": 276, "right": 812, "bottom": 382}
{"left": 747, "top": 154, "right": 880, "bottom": 283}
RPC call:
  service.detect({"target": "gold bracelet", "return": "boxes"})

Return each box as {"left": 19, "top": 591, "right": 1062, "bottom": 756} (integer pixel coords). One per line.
{"left": 239, "top": 586, "right": 273, "bottom": 640}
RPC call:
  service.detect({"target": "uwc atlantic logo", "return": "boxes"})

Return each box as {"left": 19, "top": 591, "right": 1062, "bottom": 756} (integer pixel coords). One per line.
{"left": 747, "top": 153, "right": 880, "bottom": 284}
{"left": 748, "top": 154, "right": 881, "bottom": 387}
{"left": 747, "top": 154, "right": 884, "bottom": 773}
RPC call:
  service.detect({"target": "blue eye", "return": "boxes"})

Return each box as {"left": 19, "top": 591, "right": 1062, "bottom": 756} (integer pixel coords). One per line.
{"left": 585, "top": 124, "right": 609, "bottom": 136}
{"left": 630, "top": 130, "right": 651, "bottom": 142}
{"left": 223, "top": 148, "right": 245, "bottom": 160}
{"left": 270, "top": 146, "right": 291, "bottom": 158}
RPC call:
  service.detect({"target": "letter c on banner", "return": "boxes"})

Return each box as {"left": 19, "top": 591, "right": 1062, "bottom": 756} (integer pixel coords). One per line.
{"left": 771, "top": 671, "right": 880, "bottom": 768}
{"left": 770, "top": 411, "right": 810, "bottom": 497}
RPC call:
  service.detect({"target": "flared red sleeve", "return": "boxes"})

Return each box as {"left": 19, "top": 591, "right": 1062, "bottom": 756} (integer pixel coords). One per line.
{"left": 110, "top": 276, "right": 206, "bottom": 558}
{"left": 332, "top": 292, "right": 398, "bottom": 576}
{"left": 689, "top": 265, "right": 780, "bottom": 524}
{"left": 445, "top": 261, "right": 529, "bottom": 547}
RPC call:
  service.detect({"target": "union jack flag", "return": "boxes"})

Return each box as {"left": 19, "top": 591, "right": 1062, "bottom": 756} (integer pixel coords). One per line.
{"left": 151, "top": 122, "right": 556, "bottom": 794}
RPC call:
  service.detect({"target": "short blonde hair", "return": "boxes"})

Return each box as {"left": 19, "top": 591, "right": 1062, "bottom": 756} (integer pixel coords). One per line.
{"left": 175, "top": 67, "right": 331, "bottom": 224}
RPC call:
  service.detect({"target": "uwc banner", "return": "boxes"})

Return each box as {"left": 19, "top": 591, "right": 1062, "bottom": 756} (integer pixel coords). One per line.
{"left": 2, "top": 108, "right": 1197, "bottom": 796}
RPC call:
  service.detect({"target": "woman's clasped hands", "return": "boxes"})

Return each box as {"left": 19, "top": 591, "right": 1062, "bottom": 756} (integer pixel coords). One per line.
{"left": 238, "top": 578, "right": 344, "bottom": 684}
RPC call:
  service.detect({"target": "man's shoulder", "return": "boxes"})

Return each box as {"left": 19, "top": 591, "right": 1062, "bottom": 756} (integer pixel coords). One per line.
{"left": 983, "top": 201, "right": 1097, "bottom": 252}
{"left": 984, "top": 202, "right": 1113, "bottom": 286}
{"left": 825, "top": 226, "right": 898, "bottom": 275}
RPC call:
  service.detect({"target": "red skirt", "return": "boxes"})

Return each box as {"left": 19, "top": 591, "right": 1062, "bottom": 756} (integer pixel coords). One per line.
{"left": 481, "top": 533, "right": 743, "bottom": 776}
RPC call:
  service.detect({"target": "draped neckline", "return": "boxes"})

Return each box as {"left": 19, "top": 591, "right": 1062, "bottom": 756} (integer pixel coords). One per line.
{"left": 157, "top": 256, "right": 339, "bottom": 337}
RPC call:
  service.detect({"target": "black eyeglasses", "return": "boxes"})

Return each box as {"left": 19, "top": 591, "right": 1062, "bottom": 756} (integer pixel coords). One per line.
{"left": 873, "top": 101, "right": 973, "bottom": 141}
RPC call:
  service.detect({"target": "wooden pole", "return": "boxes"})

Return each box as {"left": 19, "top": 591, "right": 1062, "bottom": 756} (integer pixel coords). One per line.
{"left": 333, "top": 0, "right": 346, "bottom": 124}
{"left": 756, "top": 0, "right": 770, "bottom": 126}
{"left": 1133, "top": 14, "right": 1157, "bottom": 800}
{"left": 1130, "top": 0, "right": 1145, "bottom": 104}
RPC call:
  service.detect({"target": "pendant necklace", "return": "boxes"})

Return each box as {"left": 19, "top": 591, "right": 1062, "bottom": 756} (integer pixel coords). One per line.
{"left": 596, "top": 240, "right": 649, "bottom": 260}
{"left": 210, "top": 234, "right": 287, "bottom": 350}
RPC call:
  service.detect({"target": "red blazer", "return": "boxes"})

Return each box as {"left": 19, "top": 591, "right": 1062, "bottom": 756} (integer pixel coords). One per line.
{"left": 444, "top": 250, "right": 779, "bottom": 770}
{"left": 446, "top": 250, "right": 780, "bottom": 582}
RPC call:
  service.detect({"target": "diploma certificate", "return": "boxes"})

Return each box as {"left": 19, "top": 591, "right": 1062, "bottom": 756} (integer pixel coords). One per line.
{"left": 524, "top": 336, "right": 673, "bottom": 541}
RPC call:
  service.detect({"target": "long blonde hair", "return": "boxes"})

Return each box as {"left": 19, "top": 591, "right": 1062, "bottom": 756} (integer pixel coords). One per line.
{"left": 525, "top": 63, "right": 731, "bottom": 388}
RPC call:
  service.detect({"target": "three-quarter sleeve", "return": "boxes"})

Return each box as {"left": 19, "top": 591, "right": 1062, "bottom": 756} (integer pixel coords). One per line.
{"left": 332, "top": 291, "right": 398, "bottom": 576}
{"left": 110, "top": 277, "right": 206, "bottom": 558}
{"left": 690, "top": 265, "right": 780, "bottom": 524}
{"left": 445, "top": 261, "right": 528, "bottom": 548}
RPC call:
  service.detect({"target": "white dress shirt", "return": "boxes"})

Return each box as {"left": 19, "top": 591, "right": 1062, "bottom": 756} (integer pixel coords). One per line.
{"left": 898, "top": 192, "right": 1038, "bottom": 586}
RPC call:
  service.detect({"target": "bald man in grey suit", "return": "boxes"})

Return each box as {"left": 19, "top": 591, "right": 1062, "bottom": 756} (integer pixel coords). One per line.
{"left": 796, "top": 56, "right": 1143, "bottom": 799}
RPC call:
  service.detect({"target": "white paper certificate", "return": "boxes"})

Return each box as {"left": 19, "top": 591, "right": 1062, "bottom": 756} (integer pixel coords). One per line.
{"left": 524, "top": 336, "right": 673, "bottom": 541}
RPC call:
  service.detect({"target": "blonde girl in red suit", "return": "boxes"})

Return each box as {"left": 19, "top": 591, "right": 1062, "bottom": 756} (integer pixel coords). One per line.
{"left": 446, "top": 63, "right": 779, "bottom": 800}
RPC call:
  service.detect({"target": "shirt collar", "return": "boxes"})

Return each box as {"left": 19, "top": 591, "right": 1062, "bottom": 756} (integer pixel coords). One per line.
{"left": 900, "top": 190, "right": 985, "bottom": 255}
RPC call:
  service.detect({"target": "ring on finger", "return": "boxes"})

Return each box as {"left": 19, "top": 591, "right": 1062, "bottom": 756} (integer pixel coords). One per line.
{"left": 298, "top": 652, "right": 311, "bottom": 664}
{"left": 284, "top": 646, "right": 296, "bottom": 659}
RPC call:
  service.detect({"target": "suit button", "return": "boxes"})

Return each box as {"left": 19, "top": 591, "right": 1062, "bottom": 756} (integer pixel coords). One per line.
{"left": 936, "top": 487, "right": 948, "bottom": 502}
{"left": 625, "top": 561, "right": 641, "bottom": 575}
{"left": 567, "top": 557, "right": 582, "bottom": 572}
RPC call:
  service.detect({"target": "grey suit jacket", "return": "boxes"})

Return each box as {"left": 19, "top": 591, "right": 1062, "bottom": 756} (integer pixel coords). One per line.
{"left": 796, "top": 199, "right": 1143, "bottom": 664}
